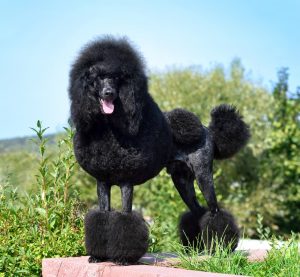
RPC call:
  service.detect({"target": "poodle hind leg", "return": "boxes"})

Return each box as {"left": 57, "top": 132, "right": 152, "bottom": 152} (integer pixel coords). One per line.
{"left": 189, "top": 151, "right": 240, "bottom": 251}
{"left": 188, "top": 150, "right": 219, "bottom": 213}
{"left": 167, "top": 161, "right": 207, "bottom": 248}
{"left": 167, "top": 161, "right": 206, "bottom": 217}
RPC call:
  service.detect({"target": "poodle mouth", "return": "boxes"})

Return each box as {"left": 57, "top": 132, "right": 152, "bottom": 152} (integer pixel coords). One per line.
{"left": 100, "top": 99, "right": 115, "bottom": 114}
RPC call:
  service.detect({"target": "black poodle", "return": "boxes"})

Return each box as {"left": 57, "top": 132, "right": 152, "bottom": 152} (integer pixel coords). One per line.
{"left": 69, "top": 36, "right": 250, "bottom": 262}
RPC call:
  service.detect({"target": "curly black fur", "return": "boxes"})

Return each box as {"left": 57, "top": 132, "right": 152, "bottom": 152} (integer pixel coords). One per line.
{"left": 200, "top": 209, "right": 240, "bottom": 251}
{"left": 69, "top": 36, "right": 250, "bottom": 262}
{"left": 179, "top": 208, "right": 207, "bottom": 249}
{"left": 69, "top": 36, "right": 172, "bottom": 185}
{"left": 179, "top": 209, "right": 239, "bottom": 252}
{"left": 165, "top": 109, "right": 205, "bottom": 145}
{"left": 84, "top": 209, "right": 149, "bottom": 264}
{"left": 209, "top": 104, "right": 250, "bottom": 159}
{"left": 69, "top": 37, "right": 147, "bottom": 136}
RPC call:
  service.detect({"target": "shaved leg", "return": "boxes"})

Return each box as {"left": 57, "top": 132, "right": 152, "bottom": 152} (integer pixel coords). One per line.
{"left": 189, "top": 152, "right": 219, "bottom": 214}
{"left": 187, "top": 134, "right": 219, "bottom": 214}
{"left": 97, "top": 180, "right": 111, "bottom": 211}
{"left": 121, "top": 184, "right": 133, "bottom": 213}
{"left": 194, "top": 169, "right": 219, "bottom": 214}
{"left": 168, "top": 161, "right": 207, "bottom": 217}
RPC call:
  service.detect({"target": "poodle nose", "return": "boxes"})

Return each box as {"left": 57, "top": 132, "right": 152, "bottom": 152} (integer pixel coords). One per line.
{"left": 103, "top": 88, "right": 115, "bottom": 98}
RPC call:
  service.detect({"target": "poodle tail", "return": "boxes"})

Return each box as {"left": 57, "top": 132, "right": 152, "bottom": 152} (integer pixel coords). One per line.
{"left": 209, "top": 104, "right": 250, "bottom": 159}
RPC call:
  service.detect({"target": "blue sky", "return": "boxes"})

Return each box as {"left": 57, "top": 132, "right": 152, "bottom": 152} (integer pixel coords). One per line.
{"left": 0, "top": 0, "right": 299, "bottom": 139}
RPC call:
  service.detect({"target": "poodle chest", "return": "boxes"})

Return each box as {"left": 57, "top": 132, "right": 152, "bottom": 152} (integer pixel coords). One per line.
{"left": 73, "top": 131, "right": 171, "bottom": 185}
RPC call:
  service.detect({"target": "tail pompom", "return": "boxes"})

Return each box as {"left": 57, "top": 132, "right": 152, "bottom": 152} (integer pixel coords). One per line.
{"left": 209, "top": 104, "right": 250, "bottom": 159}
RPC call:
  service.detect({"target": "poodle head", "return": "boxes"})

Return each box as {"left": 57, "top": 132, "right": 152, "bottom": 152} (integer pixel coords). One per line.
{"left": 69, "top": 36, "right": 148, "bottom": 134}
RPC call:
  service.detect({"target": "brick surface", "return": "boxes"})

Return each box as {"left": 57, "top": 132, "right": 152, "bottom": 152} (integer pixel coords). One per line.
{"left": 42, "top": 246, "right": 269, "bottom": 277}
{"left": 42, "top": 239, "right": 272, "bottom": 276}
{"left": 42, "top": 255, "right": 247, "bottom": 277}
{"left": 244, "top": 249, "right": 268, "bottom": 262}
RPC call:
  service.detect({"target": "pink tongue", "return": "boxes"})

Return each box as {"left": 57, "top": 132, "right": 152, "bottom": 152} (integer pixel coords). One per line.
{"left": 101, "top": 100, "right": 114, "bottom": 114}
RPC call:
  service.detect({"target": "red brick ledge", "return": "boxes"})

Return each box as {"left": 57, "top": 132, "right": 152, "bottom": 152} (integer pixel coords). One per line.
{"left": 42, "top": 238, "right": 271, "bottom": 276}
{"left": 42, "top": 255, "right": 252, "bottom": 277}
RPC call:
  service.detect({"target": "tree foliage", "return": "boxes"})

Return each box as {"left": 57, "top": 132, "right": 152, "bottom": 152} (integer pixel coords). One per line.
{"left": 260, "top": 68, "right": 300, "bottom": 233}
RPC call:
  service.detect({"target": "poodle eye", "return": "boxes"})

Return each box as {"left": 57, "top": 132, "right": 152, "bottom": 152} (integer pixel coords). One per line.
{"left": 113, "top": 76, "right": 120, "bottom": 83}
{"left": 89, "top": 65, "right": 98, "bottom": 74}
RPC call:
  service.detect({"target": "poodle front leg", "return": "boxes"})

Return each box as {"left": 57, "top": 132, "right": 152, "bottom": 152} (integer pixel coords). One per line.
{"left": 97, "top": 180, "right": 111, "bottom": 211}
{"left": 120, "top": 184, "right": 133, "bottom": 213}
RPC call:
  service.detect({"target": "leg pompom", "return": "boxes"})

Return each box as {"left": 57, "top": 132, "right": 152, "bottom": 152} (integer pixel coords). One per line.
{"left": 199, "top": 209, "right": 240, "bottom": 251}
{"left": 179, "top": 209, "right": 207, "bottom": 249}
{"left": 179, "top": 209, "right": 239, "bottom": 252}
{"left": 84, "top": 209, "right": 149, "bottom": 264}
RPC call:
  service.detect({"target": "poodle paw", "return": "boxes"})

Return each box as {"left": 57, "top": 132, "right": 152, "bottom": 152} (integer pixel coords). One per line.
{"left": 88, "top": 256, "right": 103, "bottom": 263}
{"left": 113, "top": 259, "right": 131, "bottom": 266}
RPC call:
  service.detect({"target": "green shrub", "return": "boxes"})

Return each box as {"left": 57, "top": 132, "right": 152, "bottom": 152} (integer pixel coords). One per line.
{"left": 0, "top": 122, "right": 85, "bottom": 276}
{"left": 259, "top": 68, "right": 300, "bottom": 234}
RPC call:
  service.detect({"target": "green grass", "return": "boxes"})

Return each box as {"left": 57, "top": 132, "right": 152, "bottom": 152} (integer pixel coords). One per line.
{"left": 171, "top": 235, "right": 300, "bottom": 277}
{"left": 147, "top": 214, "right": 299, "bottom": 276}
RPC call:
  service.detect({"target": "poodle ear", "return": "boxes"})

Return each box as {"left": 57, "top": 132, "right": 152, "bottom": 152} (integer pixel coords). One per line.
{"left": 69, "top": 74, "right": 100, "bottom": 132}
{"left": 119, "top": 74, "right": 147, "bottom": 136}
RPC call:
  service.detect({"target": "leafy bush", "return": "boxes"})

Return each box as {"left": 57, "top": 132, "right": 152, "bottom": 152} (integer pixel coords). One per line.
{"left": 259, "top": 68, "right": 300, "bottom": 234}
{"left": 0, "top": 122, "right": 85, "bottom": 276}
